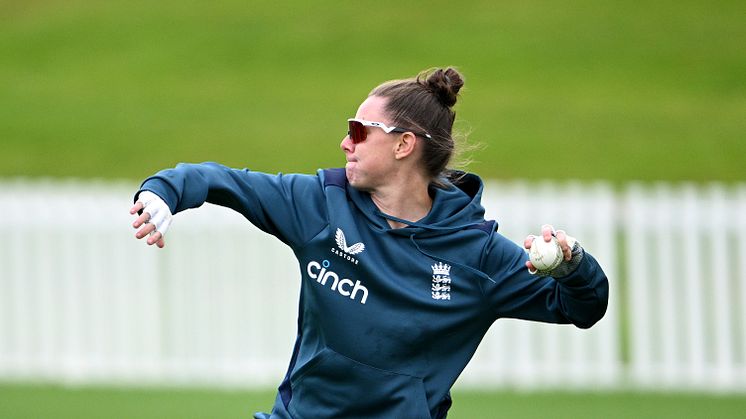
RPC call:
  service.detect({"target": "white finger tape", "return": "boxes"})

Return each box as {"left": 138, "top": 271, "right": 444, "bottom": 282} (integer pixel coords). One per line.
{"left": 138, "top": 191, "right": 173, "bottom": 237}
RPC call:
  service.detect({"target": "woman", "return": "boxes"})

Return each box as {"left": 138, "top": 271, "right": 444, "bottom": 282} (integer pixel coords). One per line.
{"left": 130, "top": 67, "right": 608, "bottom": 419}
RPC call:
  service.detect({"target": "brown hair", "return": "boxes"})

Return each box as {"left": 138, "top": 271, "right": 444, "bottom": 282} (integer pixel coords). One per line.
{"left": 369, "top": 67, "right": 465, "bottom": 186}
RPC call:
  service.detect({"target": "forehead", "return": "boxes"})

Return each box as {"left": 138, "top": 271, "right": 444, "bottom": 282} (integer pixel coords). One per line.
{"left": 355, "top": 95, "right": 389, "bottom": 121}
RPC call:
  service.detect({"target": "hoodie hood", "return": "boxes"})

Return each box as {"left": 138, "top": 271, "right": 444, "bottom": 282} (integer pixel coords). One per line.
{"left": 346, "top": 173, "right": 489, "bottom": 237}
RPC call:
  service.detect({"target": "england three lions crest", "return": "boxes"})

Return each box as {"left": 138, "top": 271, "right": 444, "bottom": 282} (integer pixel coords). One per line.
{"left": 431, "top": 262, "right": 451, "bottom": 300}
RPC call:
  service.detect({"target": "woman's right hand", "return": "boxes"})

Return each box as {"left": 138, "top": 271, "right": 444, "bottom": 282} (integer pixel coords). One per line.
{"left": 130, "top": 191, "right": 172, "bottom": 248}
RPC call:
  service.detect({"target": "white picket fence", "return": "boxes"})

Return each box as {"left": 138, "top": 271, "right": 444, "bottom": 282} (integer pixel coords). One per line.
{"left": 1, "top": 178, "right": 745, "bottom": 393}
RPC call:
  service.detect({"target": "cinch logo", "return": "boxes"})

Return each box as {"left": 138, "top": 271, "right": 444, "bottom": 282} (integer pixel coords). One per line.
{"left": 331, "top": 228, "right": 365, "bottom": 265}
{"left": 307, "top": 260, "right": 369, "bottom": 305}
{"left": 431, "top": 262, "right": 452, "bottom": 300}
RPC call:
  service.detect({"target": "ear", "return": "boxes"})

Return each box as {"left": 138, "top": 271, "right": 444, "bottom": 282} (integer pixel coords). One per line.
{"left": 393, "top": 132, "right": 418, "bottom": 160}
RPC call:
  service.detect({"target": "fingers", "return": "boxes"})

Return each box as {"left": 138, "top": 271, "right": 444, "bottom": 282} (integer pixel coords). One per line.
{"left": 129, "top": 201, "right": 143, "bottom": 215}
{"left": 133, "top": 213, "right": 151, "bottom": 229}
{"left": 555, "top": 229, "right": 573, "bottom": 261}
{"left": 523, "top": 234, "right": 537, "bottom": 249}
{"left": 134, "top": 223, "right": 166, "bottom": 247}
{"left": 147, "top": 230, "right": 162, "bottom": 246}
{"left": 535, "top": 224, "right": 574, "bottom": 261}
{"left": 132, "top": 205, "right": 151, "bottom": 229}
{"left": 525, "top": 225, "right": 559, "bottom": 248}
{"left": 541, "top": 224, "right": 554, "bottom": 242}
{"left": 525, "top": 260, "right": 537, "bottom": 275}
{"left": 135, "top": 222, "right": 156, "bottom": 240}
{"left": 131, "top": 197, "right": 167, "bottom": 248}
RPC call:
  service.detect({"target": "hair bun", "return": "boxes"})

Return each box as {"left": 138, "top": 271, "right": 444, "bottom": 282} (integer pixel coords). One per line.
{"left": 421, "top": 67, "right": 464, "bottom": 107}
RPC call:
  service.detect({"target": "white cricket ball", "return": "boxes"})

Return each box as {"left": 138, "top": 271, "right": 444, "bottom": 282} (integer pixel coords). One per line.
{"left": 529, "top": 236, "right": 564, "bottom": 271}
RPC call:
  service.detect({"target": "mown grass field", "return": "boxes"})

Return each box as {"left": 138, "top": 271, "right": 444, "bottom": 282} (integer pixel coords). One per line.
{"left": 1, "top": 0, "right": 744, "bottom": 182}
{"left": 2, "top": 384, "right": 746, "bottom": 419}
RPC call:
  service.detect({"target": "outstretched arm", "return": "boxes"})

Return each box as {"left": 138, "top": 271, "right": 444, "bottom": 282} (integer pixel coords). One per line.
{"left": 129, "top": 162, "right": 328, "bottom": 249}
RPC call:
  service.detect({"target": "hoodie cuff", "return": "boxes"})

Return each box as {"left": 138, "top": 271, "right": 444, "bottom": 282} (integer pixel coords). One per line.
{"left": 135, "top": 177, "right": 180, "bottom": 215}
{"left": 550, "top": 241, "right": 585, "bottom": 280}
{"left": 533, "top": 241, "right": 585, "bottom": 280}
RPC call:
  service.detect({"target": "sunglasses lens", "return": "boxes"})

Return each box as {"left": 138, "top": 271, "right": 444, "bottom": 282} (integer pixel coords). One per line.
{"left": 348, "top": 120, "right": 366, "bottom": 144}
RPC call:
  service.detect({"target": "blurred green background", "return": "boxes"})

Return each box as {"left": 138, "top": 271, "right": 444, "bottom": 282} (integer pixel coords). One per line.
{"left": 2, "top": 0, "right": 745, "bottom": 417}
{"left": 2, "top": 0, "right": 744, "bottom": 182}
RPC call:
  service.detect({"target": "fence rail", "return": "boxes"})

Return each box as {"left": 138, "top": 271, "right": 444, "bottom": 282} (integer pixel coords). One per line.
{"left": 1, "top": 179, "right": 745, "bottom": 392}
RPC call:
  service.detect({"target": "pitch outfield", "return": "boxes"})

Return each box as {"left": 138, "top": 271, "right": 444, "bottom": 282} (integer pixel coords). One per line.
{"left": 1, "top": 1, "right": 744, "bottom": 182}
{"left": 2, "top": 384, "right": 746, "bottom": 418}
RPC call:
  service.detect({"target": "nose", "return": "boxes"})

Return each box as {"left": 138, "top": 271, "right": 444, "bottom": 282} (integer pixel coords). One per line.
{"left": 340, "top": 134, "right": 354, "bottom": 153}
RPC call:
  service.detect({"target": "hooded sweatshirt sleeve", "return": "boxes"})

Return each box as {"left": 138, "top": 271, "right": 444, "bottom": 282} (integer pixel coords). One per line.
{"left": 481, "top": 232, "right": 608, "bottom": 329}
{"left": 135, "top": 162, "right": 328, "bottom": 248}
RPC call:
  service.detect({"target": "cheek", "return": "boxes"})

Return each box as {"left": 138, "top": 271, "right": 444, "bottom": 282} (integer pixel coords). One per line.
{"left": 352, "top": 140, "right": 395, "bottom": 173}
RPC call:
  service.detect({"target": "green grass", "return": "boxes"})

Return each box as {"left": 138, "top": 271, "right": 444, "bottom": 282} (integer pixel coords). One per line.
{"left": 2, "top": 384, "right": 746, "bottom": 419}
{"left": 1, "top": 0, "right": 745, "bottom": 182}
{"left": 449, "top": 390, "right": 746, "bottom": 419}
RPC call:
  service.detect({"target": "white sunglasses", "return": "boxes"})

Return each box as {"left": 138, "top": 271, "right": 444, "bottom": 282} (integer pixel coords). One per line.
{"left": 347, "top": 118, "right": 432, "bottom": 144}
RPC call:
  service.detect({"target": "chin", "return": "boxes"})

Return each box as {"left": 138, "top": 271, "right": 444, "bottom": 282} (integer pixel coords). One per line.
{"left": 344, "top": 165, "right": 356, "bottom": 180}
{"left": 345, "top": 168, "right": 371, "bottom": 191}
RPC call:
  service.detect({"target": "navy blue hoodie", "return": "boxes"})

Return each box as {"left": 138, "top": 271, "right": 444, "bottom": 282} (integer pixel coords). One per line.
{"left": 137, "top": 162, "right": 608, "bottom": 419}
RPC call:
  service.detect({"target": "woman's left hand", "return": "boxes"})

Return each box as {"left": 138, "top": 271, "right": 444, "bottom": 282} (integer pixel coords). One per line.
{"left": 523, "top": 224, "right": 576, "bottom": 272}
